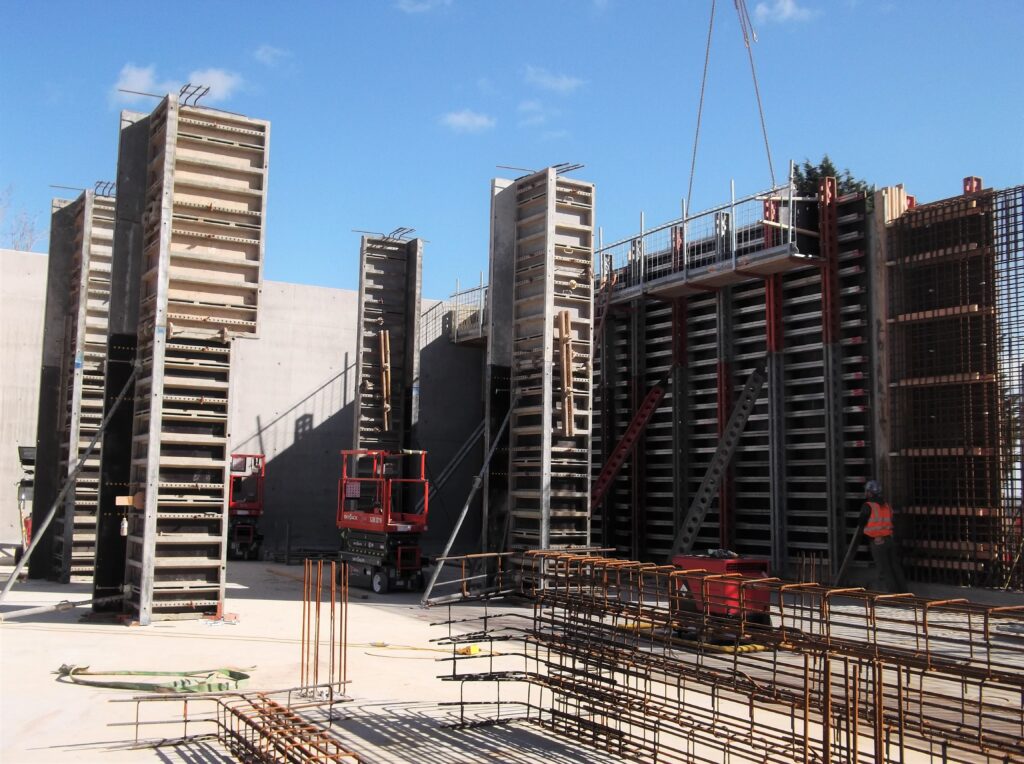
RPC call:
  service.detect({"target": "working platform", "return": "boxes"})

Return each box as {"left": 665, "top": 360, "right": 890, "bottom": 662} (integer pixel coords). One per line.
{"left": 599, "top": 183, "right": 820, "bottom": 305}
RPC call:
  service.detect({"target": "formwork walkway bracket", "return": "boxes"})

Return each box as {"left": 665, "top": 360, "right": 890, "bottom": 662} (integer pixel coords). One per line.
{"left": 669, "top": 358, "right": 767, "bottom": 558}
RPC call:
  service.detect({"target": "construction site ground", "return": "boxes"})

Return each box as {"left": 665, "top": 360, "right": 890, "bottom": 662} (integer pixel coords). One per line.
{"left": 0, "top": 561, "right": 622, "bottom": 764}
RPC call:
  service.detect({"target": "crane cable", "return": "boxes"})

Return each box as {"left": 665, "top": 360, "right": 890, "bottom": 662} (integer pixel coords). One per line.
{"left": 686, "top": 0, "right": 717, "bottom": 213}
{"left": 735, "top": 0, "right": 776, "bottom": 186}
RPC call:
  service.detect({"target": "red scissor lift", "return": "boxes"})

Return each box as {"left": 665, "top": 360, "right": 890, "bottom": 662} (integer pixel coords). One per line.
{"left": 336, "top": 449, "right": 429, "bottom": 593}
{"left": 228, "top": 454, "right": 265, "bottom": 560}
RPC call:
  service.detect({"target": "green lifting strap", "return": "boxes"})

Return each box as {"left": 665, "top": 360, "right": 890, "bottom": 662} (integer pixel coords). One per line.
{"left": 55, "top": 664, "right": 254, "bottom": 693}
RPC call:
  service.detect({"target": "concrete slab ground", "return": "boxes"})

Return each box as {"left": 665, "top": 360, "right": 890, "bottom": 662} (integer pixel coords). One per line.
{"left": 0, "top": 561, "right": 622, "bottom": 763}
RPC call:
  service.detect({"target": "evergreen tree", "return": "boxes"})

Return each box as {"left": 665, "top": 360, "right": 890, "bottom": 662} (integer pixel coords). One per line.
{"left": 792, "top": 155, "right": 871, "bottom": 197}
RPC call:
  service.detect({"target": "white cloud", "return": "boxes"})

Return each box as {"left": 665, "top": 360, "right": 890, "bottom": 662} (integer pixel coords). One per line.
{"left": 111, "top": 64, "right": 242, "bottom": 106}
{"left": 754, "top": 0, "right": 814, "bottom": 24}
{"left": 525, "top": 65, "right": 584, "bottom": 94}
{"left": 440, "top": 109, "right": 496, "bottom": 133}
{"left": 187, "top": 68, "right": 243, "bottom": 103}
{"left": 517, "top": 99, "right": 547, "bottom": 127}
{"left": 111, "top": 64, "right": 177, "bottom": 104}
{"left": 396, "top": 0, "right": 451, "bottom": 13}
{"left": 254, "top": 44, "right": 289, "bottom": 66}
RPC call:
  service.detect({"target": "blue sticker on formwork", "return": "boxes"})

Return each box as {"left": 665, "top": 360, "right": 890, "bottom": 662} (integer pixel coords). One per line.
{"left": 156, "top": 325, "right": 166, "bottom": 336}
{"left": 74, "top": 351, "right": 84, "bottom": 369}
{"left": 412, "top": 384, "right": 420, "bottom": 396}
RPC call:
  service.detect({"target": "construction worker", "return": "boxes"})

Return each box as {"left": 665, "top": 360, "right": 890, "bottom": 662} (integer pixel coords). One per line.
{"left": 860, "top": 480, "right": 909, "bottom": 593}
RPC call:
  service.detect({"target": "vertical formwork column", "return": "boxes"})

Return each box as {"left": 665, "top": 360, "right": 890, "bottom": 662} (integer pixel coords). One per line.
{"left": 605, "top": 307, "right": 632, "bottom": 553}
{"left": 123, "top": 95, "right": 269, "bottom": 623}
{"left": 835, "top": 189, "right": 874, "bottom": 580}
{"left": 715, "top": 287, "right": 735, "bottom": 550}
{"left": 591, "top": 300, "right": 615, "bottom": 550}
{"left": 29, "top": 199, "right": 78, "bottom": 579}
{"left": 765, "top": 271, "right": 787, "bottom": 573}
{"left": 51, "top": 192, "right": 115, "bottom": 582}
{"left": 641, "top": 299, "right": 678, "bottom": 560}
{"left": 483, "top": 179, "right": 515, "bottom": 554}
{"left": 819, "top": 177, "right": 847, "bottom": 575}
{"left": 762, "top": 200, "right": 788, "bottom": 573}
{"left": 352, "top": 236, "right": 423, "bottom": 453}
{"left": 508, "top": 168, "right": 594, "bottom": 549}
{"left": 671, "top": 297, "right": 689, "bottom": 548}
{"left": 479, "top": 178, "right": 512, "bottom": 548}
{"left": 95, "top": 110, "right": 149, "bottom": 605}
{"left": 629, "top": 299, "right": 646, "bottom": 559}
{"left": 686, "top": 292, "right": 721, "bottom": 550}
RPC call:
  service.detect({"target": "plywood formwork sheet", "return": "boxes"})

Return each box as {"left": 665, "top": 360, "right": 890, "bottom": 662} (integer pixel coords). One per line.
{"left": 124, "top": 95, "right": 268, "bottom": 624}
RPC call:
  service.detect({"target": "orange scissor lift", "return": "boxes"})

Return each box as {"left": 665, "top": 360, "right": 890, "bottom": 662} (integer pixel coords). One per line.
{"left": 336, "top": 449, "right": 429, "bottom": 593}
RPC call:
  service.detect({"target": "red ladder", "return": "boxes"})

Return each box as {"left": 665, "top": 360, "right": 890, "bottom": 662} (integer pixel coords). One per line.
{"left": 591, "top": 381, "right": 667, "bottom": 511}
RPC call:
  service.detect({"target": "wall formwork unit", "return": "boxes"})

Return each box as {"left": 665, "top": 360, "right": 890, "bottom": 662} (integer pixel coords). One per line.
{"left": 352, "top": 236, "right": 423, "bottom": 453}
{"left": 504, "top": 169, "right": 594, "bottom": 550}
{"left": 121, "top": 95, "right": 268, "bottom": 623}
{"left": 54, "top": 192, "right": 116, "bottom": 581}
{"left": 887, "top": 180, "right": 1024, "bottom": 588}
{"left": 30, "top": 191, "right": 115, "bottom": 582}
{"left": 592, "top": 180, "right": 872, "bottom": 576}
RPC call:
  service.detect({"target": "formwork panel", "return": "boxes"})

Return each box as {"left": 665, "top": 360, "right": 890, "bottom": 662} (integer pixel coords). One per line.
{"left": 591, "top": 181, "right": 873, "bottom": 576}
{"left": 509, "top": 169, "right": 594, "bottom": 549}
{"left": 123, "top": 95, "right": 269, "bottom": 623}
{"left": 352, "top": 236, "right": 423, "bottom": 453}
{"left": 43, "top": 192, "right": 116, "bottom": 582}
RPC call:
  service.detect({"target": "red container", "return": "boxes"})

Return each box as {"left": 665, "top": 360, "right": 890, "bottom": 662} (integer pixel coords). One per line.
{"left": 671, "top": 554, "right": 771, "bottom": 618}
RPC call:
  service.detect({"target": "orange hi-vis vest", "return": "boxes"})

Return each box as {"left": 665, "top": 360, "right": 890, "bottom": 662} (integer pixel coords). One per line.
{"left": 863, "top": 501, "right": 894, "bottom": 538}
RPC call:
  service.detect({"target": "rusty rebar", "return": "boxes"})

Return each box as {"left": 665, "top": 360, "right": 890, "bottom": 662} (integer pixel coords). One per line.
{"left": 301, "top": 558, "right": 350, "bottom": 696}
{"left": 434, "top": 550, "right": 1024, "bottom": 763}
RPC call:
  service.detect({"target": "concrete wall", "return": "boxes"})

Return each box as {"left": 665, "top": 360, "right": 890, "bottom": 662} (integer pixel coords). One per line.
{"left": 228, "top": 281, "right": 360, "bottom": 553}
{"left": 0, "top": 249, "right": 47, "bottom": 542}
{"left": 228, "top": 283, "right": 484, "bottom": 556}
{"left": 418, "top": 305, "right": 485, "bottom": 555}
{"left": 2, "top": 253, "right": 485, "bottom": 557}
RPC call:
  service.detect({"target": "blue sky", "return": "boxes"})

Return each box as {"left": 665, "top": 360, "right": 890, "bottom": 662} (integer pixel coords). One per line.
{"left": 1, "top": 0, "right": 1022, "bottom": 298}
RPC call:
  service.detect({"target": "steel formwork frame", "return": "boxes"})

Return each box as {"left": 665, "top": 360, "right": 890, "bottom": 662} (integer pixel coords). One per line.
{"left": 591, "top": 178, "right": 869, "bottom": 574}
{"left": 118, "top": 94, "right": 269, "bottom": 623}
{"left": 32, "top": 191, "right": 116, "bottom": 583}
{"left": 352, "top": 235, "right": 423, "bottom": 454}
{"left": 505, "top": 168, "right": 595, "bottom": 550}
{"left": 887, "top": 182, "right": 1024, "bottom": 588}
{"left": 764, "top": 200, "right": 788, "bottom": 572}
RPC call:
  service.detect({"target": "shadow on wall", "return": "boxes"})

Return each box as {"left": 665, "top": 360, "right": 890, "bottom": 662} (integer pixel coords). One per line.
{"left": 232, "top": 364, "right": 355, "bottom": 554}
{"left": 230, "top": 322, "right": 488, "bottom": 560}
{"left": 416, "top": 321, "right": 485, "bottom": 557}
